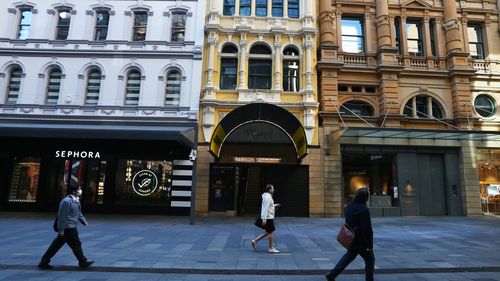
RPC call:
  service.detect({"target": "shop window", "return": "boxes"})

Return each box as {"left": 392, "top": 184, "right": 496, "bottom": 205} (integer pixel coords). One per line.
{"left": 6, "top": 67, "right": 22, "bottom": 104}
{"left": 403, "top": 95, "right": 444, "bottom": 119}
{"left": 17, "top": 8, "right": 32, "bottom": 39}
{"left": 8, "top": 157, "right": 41, "bottom": 202}
{"left": 341, "top": 17, "right": 364, "bottom": 53}
{"left": 256, "top": 0, "right": 267, "bottom": 17}
{"left": 248, "top": 44, "right": 272, "bottom": 90}
{"left": 341, "top": 101, "right": 374, "bottom": 116}
{"left": 283, "top": 46, "right": 299, "bottom": 92}
{"left": 474, "top": 94, "right": 496, "bottom": 118}
{"left": 171, "top": 12, "right": 186, "bottom": 42}
{"left": 272, "top": 0, "right": 283, "bottom": 17}
{"left": 165, "top": 70, "right": 181, "bottom": 106}
{"left": 94, "top": 10, "right": 109, "bottom": 41}
{"left": 240, "top": 0, "right": 251, "bottom": 16}
{"left": 406, "top": 21, "right": 423, "bottom": 56}
{"left": 477, "top": 149, "right": 500, "bottom": 213}
{"left": 46, "top": 69, "right": 62, "bottom": 104}
{"left": 56, "top": 160, "right": 107, "bottom": 205}
{"left": 468, "top": 24, "right": 484, "bottom": 59}
{"left": 115, "top": 160, "right": 173, "bottom": 205}
{"left": 223, "top": 0, "right": 235, "bottom": 16}
{"left": 220, "top": 45, "right": 238, "bottom": 90}
{"left": 288, "top": 0, "right": 299, "bottom": 18}
{"left": 55, "top": 8, "right": 72, "bottom": 40}
{"left": 132, "top": 11, "right": 148, "bottom": 41}
{"left": 85, "top": 69, "right": 101, "bottom": 105}
{"left": 125, "top": 70, "right": 141, "bottom": 105}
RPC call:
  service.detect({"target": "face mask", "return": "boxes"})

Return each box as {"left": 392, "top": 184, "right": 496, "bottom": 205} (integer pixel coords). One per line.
{"left": 77, "top": 189, "right": 82, "bottom": 197}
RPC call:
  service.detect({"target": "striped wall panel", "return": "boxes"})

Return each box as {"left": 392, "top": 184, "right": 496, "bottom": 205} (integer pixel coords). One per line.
{"left": 170, "top": 159, "right": 193, "bottom": 208}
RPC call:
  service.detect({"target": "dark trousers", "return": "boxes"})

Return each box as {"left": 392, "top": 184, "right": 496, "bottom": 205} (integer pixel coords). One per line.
{"left": 329, "top": 248, "right": 375, "bottom": 281}
{"left": 40, "top": 228, "right": 87, "bottom": 264}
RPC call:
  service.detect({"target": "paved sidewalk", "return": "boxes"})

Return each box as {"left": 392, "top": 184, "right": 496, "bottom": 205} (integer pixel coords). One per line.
{"left": 0, "top": 213, "right": 499, "bottom": 281}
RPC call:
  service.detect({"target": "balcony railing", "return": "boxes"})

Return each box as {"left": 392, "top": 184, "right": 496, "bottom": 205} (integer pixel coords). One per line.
{"left": 339, "top": 53, "right": 370, "bottom": 66}
{"left": 398, "top": 56, "right": 443, "bottom": 70}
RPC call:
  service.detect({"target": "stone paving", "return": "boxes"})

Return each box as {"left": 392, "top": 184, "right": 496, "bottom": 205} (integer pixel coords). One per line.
{"left": 0, "top": 212, "right": 499, "bottom": 281}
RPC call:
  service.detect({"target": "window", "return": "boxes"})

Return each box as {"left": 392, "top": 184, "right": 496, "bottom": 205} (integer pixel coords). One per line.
{"left": 283, "top": 46, "right": 299, "bottom": 92}
{"left": 341, "top": 17, "right": 364, "bottom": 53}
{"left": 220, "top": 44, "right": 238, "bottom": 90}
{"left": 403, "top": 95, "right": 444, "bottom": 119}
{"left": 6, "top": 67, "right": 22, "bottom": 103}
{"left": 171, "top": 12, "right": 186, "bottom": 42}
{"left": 430, "top": 20, "right": 436, "bottom": 56}
{"left": 165, "top": 70, "right": 181, "bottom": 106}
{"left": 55, "top": 9, "right": 72, "bottom": 40}
{"left": 406, "top": 21, "right": 423, "bottom": 56}
{"left": 288, "top": 0, "right": 299, "bottom": 18}
{"left": 125, "top": 70, "right": 141, "bottom": 105}
{"left": 8, "top": 157, "right": 41, "bottom": 203}
{"left": 272, "top": 0, "right": 283, "bottom": 17}
{"left": 341, "top": 101, "right": 374, "bottom": 116}
{"left": 474, "top": 95, "right": 496, "bottom": 118}
{"left": 248, "top": 44, "right": 272, "bottom": 89}
{"left": 256, "top": 0, "right": 267, "bottom": 17}
{"left": 132, "top": 11, "right": 148, "bottom": 41}
{"left": 85, "top": 69, "right": 101, "bottom": 105}
{"left": 223, "top": 0, "right": 235, "bottom": 16}
{"left": 395, "top": 17, "right": 401, "bottom": 54}
{"left": 468, "top": 24, "right": 484, "bottom": 59}
{"left": 46, "top": 69, "right": 62, "bottom": 104}
{"left": 94, "top": 11, "right": 110, "bottom": 41}
{"left": 17, "top": 8, "right": 32, "bottom": 39}
{"left": 240, "top": 0, "right": 251, "bottom": 16}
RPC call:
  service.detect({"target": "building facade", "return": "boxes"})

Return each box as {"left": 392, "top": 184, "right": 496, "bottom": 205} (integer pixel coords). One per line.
{"left": 0, "top": 0, "right": 205, "bottom": 215}
{"left": 195, "top": 0, "right": 323, "bottom": 217}
{"left": 318, "top": 0, "right": 500, "bottom": 217}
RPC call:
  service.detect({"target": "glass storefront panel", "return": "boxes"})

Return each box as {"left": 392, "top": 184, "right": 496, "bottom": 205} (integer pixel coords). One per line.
{"left": 477, "top": 148, "right": 500, "bottom": 213}
{"left": 8, "top": 157, "right": 41, "bottom": 202}
{"left": 115, "top": 160, "right": 173, "bottom": 206}
{"left": 55, "top": 160, "right": 107, "bottom": 204}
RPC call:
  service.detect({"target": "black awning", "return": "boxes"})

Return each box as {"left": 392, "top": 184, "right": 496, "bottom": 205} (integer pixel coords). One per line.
{"left": 337, "top": 127, "right": 500, "bottom": 142}
{"left": 0, "top": 120, "right": 196, "bottom": 147}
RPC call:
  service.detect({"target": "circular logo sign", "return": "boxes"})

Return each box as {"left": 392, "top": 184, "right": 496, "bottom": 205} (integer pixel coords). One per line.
{"left": 132, "top": 170, "right": 158, "bottom": 196}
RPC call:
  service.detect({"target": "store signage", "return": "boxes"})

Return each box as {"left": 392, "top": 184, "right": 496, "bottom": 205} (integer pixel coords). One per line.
{"left": 132, "top": 170, "right": 158, "bottom": 196}
{"left": 55, "top": 151, "right": 101, "bottom": 159}
{"left": 233, "top": 157, "right": 283, "bottom": 163}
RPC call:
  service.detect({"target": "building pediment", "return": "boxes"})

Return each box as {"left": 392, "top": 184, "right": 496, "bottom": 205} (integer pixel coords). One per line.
{"left": 400, "top": 0, "right": 433, "bottom": 8}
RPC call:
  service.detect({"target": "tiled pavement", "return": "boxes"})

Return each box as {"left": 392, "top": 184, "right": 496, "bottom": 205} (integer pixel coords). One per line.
{"left": 0, "top": 212, "right": 499, "bottom": 280}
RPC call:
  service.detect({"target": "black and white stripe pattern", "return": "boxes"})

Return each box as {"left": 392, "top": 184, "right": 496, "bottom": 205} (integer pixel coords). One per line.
{"left": 170, "top": 160, "right": 193, "bottom": 208}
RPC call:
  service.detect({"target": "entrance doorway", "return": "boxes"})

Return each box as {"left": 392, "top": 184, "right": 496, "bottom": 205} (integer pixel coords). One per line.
{"left": 209, "top": 163, "right": 309, "bottom": 217}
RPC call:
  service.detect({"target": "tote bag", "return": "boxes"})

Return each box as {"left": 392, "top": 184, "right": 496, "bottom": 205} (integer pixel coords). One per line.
{"left": 336, "top": 224, "right": 355, "bottom": 249}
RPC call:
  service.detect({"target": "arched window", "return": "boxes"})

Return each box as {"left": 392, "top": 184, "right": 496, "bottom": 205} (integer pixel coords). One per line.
{"left": 85, "top": 69, "right": 101, "bottom": 105}
{"left": 220, "top": 44, "right": 238, "bottom": 90}
{"left": 165, "top": 70, "right": 181, "bottom": 106}
{"left": 55, "top": 8, "right": 72, "bottom": 40}
{"left": 125, "top": 70, "right": 141, "bottom": 105}
{"left": 46, "top": 69, "right": 62, "bottom": 104}
{"left": 283, "top": 46, "right": 300, "bottom": 92}
{"left": 6, "top": 67, "right": 22, "bottom": 103}
{"left": 17, "top": 7, "right": 33, "bottom": 39}
{"left": 403, "top": 95, "right": 444, "bottom": 119}
{"left": 248, "top": 44, "right": 272, "bottom": 89}
{"left": 341, "top": 101, "right": 374, "bottom": 116}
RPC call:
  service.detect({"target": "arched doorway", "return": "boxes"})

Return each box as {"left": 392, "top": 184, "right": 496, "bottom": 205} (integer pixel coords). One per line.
{"left": 208, "top": 103, "right": 309, "bottom": 217}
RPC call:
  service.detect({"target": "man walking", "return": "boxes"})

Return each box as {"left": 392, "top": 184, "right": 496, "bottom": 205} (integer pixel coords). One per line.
{"left": 38, "top": 185, "right": 94, "bottom": 269}
{"left": 326, "top": 188, "right": 374, "bottom": 281}
{"left": 251, "top": 184, "right": 280, "bottom": 253}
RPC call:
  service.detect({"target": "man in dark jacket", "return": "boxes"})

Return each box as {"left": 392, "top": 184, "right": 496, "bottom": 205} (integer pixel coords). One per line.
{"left": 326, "top": 188, "right": 374, "bottom": 281}
{"left": 38, "top": 185, "right": 94, "bottom": 270}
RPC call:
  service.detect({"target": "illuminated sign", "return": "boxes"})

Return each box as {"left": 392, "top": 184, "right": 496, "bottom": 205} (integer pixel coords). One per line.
{"left": 233, "top": 157, "right": 283, "bottom": 163}
{"left": 132, "top": 170, "right": 158, "bottom": 196}
{"left": 55, "top": 151, "right": 101, "bottom": 159}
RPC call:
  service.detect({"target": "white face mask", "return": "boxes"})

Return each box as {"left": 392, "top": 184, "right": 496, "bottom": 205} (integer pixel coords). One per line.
{"left": 77, "top": 189, "right": 82, "bottom": 197}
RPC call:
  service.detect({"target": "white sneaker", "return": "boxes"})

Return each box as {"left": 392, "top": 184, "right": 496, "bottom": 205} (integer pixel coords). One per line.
{"left": 268, "top": 248, "right": 280, "bottom": 254}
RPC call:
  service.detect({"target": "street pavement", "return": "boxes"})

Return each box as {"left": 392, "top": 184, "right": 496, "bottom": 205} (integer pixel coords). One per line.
{"left": 0, "top": 212, "right": 499, "bottom": 281}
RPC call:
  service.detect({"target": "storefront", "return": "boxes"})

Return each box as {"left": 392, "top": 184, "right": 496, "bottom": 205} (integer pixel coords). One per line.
{"left": 477, "top": 148, "right": 500, "bottom": 214}
{"left": 0, "top": 119, "right": 196, "bottom": 215}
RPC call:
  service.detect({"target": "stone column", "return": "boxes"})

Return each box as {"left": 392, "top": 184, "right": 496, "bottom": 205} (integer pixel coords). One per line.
{"left": 267, "top": 0, "right": 272, "bottom": 16}
{"left": 283, "top": 0, "right": 288, "bottom": 17}
{"left": 238, "top": 34, "right": 247, "bottom": 89}
{"left": 443, "top": 0, "right": 463, "bottom": 53}
{"left": 376, "top": 0, "right": 391, "bottom": 49}
{"left": 304, "top": 38, "right": 313, "bottom": 91}
{"left": 251, "top": 0, "right": 256, "bottom": 16}
{"left": 461, "top": 14, "right": 469, "bottom": 53}
{"left": 364, "top": 7, "right": 372, "bottom": 53}
{"left": 423, "top": 16, "right": 433, "bottom": 56}
{"left": 427, "top": 96, "right": 433, "bottom": 117}
{"left": 435, "top": 17, "right": 446, "bottom": 57}
{"left": 400, "top": 15, "right": 408, "bottom": 55}
{"left": 234, "top": 0, "right": 240, "bottom": 16}
{"left": 206, "top": 37, "right": 216, "bottom": 88}
{"left": 336, "top": 7, "right": 342, "bottom": 51}
{"left": 412, "top": 97, "right": 417, "bottom": 118}
{"left": 274, "top": 37, "right": 281, "bottom": 90}
{"left": 319, "top": 0, "right": 336, "bottom": 45}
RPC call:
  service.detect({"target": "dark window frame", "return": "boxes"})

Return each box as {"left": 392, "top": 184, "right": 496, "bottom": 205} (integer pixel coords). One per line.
{"left": 17, "top": 7, "right": 33, "bottom": 39}
{"left": 240, "top": 0, "right": 251, "bottom": 16}
{"left": 272, "top": 0, "right": 283, "bottom": 17}
{"left": 288, "top": 0, "right": 299, "bottom": 18}
{"left": 220, "top": 44, "right": 239, "bottom": 90}
{"left": 467, "top": 24, "right": 485, "bottom": 59}
{"left": 132, "top": 11, "right": 148, "bottom": 41}
{"left": 94, "top": 10, "right": 110, "bottom": 41}
{"left": 282, "top": 46, "right": 300, "bottom": 92}
{"left": 341, "top": 17, "right": 365, "bottom": 53}
{"left": 341, "top": 101, "right": 374, "bottom": 117}
{"left": 248, "top": 44, "right": 272, "bottom": 90}
{"left": 165, "top": 70, "right": 181, "bottom": 106}
{"left": 223, "top": 0, "right": 235, "bottom": 16}
{"left": 125, "top": 70, "right": 141, "bottom": 106}
{"left": 256, "top": 0, "right": 267, "bottom": 17}
{"left": 171, "top": 11, "right": 187, "bottom": 42}
{"left": 406, "top": 20, "right": 424, "bottom": 56}
{"left": 55, "top": 8, "right": 72, "bottom": 40}
{"left": 85, "top": 69, "right": 102, "bottom": 105}
{"left": 46, "top": 68, "right": 62, "bottom": 105}
{"left": 6, "top": 67, "right": 22, "bottom": 104}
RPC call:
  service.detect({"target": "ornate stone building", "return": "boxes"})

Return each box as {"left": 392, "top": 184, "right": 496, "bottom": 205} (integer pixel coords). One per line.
{"left": 195, "top": 0, "right": 322, "bottom": 217}
{"left": 318, "top": 0, "right": 500, "bottom": 217}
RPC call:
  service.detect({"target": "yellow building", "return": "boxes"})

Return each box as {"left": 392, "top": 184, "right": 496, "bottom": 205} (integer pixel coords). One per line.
{"left": 318, "top": 0, "right": 500, "bottom": 217}
{"left": 196, "top": 0, "right": 323, "bottom": 217}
